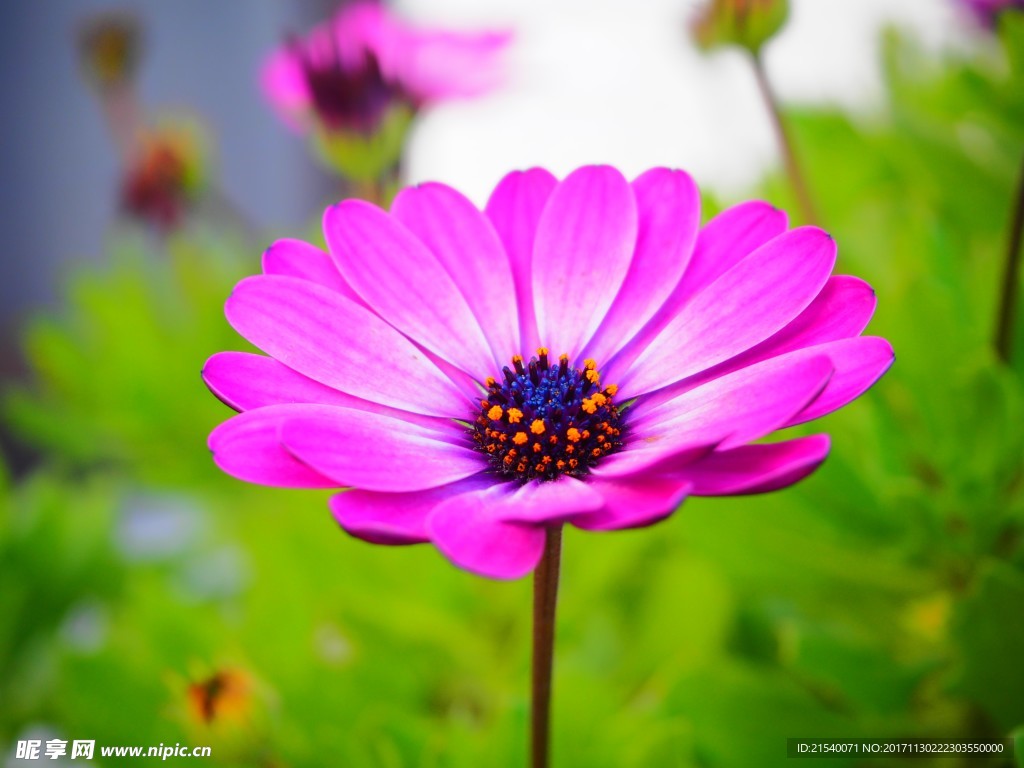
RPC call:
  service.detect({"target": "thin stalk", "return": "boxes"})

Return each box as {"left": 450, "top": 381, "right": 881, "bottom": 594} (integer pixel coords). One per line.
{"left": 995, "top": 153, "right": 1024, "bottom": 364}
{"left": 531, "top": 526, "right": 562, "bottom": 768}
{"left": 750, "top": 51, "right": 820, "bottom": 226}
{"left": 100, "top": 83, "right": 143, "bottom": 163}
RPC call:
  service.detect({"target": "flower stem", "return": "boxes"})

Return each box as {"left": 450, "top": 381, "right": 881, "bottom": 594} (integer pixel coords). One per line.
{"left": 531, "top": 525, "right": 562, "bottom": 768}
{"left": 995, "top": 153, "right": 1024, "bottom": 364}
{"left": 750, "top": 51, "right": 820, "bottom": 226}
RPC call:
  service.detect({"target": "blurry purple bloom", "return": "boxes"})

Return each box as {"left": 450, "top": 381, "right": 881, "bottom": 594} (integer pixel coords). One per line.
{"left": 203, "top": 166, "right": 892, "bottom": 580}
{"left": 261, "top": 1, "right": 510, "bottom": 135}
{"left": 958, "top": 0, "right": 1024, "bottom": 28}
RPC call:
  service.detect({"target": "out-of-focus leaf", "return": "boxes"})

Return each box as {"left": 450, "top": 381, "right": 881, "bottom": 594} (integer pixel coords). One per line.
{"left": 951, "top": 559, "right": 1024, "bottom": 732}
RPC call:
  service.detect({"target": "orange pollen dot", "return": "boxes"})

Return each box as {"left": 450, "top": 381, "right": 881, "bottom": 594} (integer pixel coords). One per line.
{"left": 485, "top": 377, "right": 496, "bottom": 387}
{"left": 585, "top": 369, "right": 600, "bottom": 383}
{"left": 548, "top": 435, "right": 558, "bottom": 444}
{"left": 559, "top": 353, "right": 569, "bottom": 363}
{"left": 556, "top": 460, "right": 567, "bottom": 469}
{"left": 487, "top": 405, "right": 503, "bottom": 421}
{"left": 566, "top": 428, "right": 581, "bottom": 443}
{"left": 592, "top": 393, "right": 608, "bottom": 407}
{"left": 605, "top": 384, "right": 618, "bottom": 396}
{"left": 537, "top": 347, "right": 549, "bottom": 356}
{"left": 584, "top": 358, "right": 597, "bottom": 370}
{"left": 533, "top": 442, "right": 542, "bottom": 453}
{"left": 581, "top": 398, "right": 598, "bottom": 414}
{"left": 507, "top": 408, "right": 524, "bottom": 424}
{"left": 530, "top": 419, "right": 546, "bottom": 435}
{"left": 480, "top": 399, "right": 490, "bottom": 409}
{"left": 513, "top": 432, "right": 528, "bottom": 445}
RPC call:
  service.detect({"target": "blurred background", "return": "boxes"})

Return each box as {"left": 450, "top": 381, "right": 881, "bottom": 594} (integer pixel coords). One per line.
{"left": 2, "top": 0, "right": 1023, "bottom": 765}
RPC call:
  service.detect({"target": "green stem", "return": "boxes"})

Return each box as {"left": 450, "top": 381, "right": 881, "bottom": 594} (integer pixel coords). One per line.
{"left": 995, "top": 153, "right": 1024, "bottom": 364}
{"left": 750, "top": 51, "right": 820, "bottom": 226}
{"left": 531, "top": 526, "right": 562, "bottom": 768}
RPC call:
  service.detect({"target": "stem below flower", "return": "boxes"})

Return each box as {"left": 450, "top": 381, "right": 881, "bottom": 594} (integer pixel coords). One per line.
{"left": 531, "top": 525, "right": 562, "bottom": 768}
{"left": 750, "top": 51, "right": 820, "bottom": 226}
{"left": 995, "top": 153, "right": 1024, "bottom": 364}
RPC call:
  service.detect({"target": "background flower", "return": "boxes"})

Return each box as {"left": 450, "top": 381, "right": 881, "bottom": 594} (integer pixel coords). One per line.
{"left": 261, "top": 1, "right": 509, "bottom": 184}
{"left": 119, "top": 119, "right": 206, "bottom": 231}
{"left": 957, "top": 0, "right": 1024, "bottom": 29}
{"left": 204, "top": 165, "right": 891, "bottom": 579}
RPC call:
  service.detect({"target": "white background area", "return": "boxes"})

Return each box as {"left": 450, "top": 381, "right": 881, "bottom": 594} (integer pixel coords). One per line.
{"left": 401, "top": 0, "right": 964, "bottom": 203}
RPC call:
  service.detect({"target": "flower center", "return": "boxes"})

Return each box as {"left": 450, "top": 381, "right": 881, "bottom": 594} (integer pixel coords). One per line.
{"left": 296, "top": 40, "right": 404, "bottom": 134}
{"left": 471, "top": 349, "right": 625, "bottom": 482}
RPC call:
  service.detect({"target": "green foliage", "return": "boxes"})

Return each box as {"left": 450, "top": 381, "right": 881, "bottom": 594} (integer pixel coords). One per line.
{"left": 3, "top": 20, "right": 1024, "bottom": 768}
{"left": 3, "top": 229, "right": 256, "bottom": 488}
{"left": 0, "top": 469, "right": 123, "bottom": 739}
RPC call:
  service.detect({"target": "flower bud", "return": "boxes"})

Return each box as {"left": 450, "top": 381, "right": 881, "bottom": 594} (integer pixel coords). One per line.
{"left": 691, "top": 0, "right": 789, "bottom": 55}
{"left": 77, "top": 11, "right": 142, "bottom": 90}
{"left": 120, "top": 119, "right": 206, "bottom": 231}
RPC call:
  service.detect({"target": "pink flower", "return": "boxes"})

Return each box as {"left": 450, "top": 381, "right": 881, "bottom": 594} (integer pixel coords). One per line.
{"left": 261, "top": 1, "right": 510, "bottom": 135}
{"left": 204, "top": 166, "right": 893, "bottom": 580}
{"left": 958, "top": 0, "right": 1024, "bottom": 28}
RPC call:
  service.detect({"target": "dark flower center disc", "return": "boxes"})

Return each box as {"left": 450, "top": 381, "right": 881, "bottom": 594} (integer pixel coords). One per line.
{"left": 471, "top": 349, "right": 625, "bottom": 482}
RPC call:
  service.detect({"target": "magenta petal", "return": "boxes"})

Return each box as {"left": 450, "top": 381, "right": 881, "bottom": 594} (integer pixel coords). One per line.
{"left": 584, "top": 168, "right": 701, "bottom": 365}
{"left": 323, "top": 200, "right": 494, "bottom": 379}
{"left": 639, "top": 274, "right": 878, "bottom": 410}
{"left": 572, "top": 475, "right": 692, "bottom": 532}
{"left": 677, "top": 200, "right": 789, "bottom": 303}
{"left": 788, "top": 336, "right": 894, "bottom": 425}
{"left": 261, "top": 239, "right": 358, "bottom": 299}
{"left": 375, "top": 13, "right": 510, "bottom": 103}
{"left": 709, "top": 274, "right": 875, "bottom": 378}
{"left": 619, "top": 227, "right": 837, "bottom": 399}
{"left": 427, "top": 485, "right": 546, "bottom": 579}
{"left": 225, "top": 275, "right": 466, "bottom": 417}
{"left": 758, "top": 275, "right": 876, "bottom": 351}
{"left": 532, "top": 165, "right": 638, "bottom": 356}
{"left": 492, "top": 475, "right": 604, "bottom": 524}
{"left": 279, "top": 405, "right": 483, "bottom": 492}
{"left": 208, "top": 405, "right": 336, "bottom": 489}
{"left": 260, "top": 48, "right": 310, "bottom": 132}
{"left": 602, "top": 355, "right": 834, "bottom": 477}
{"left": 684, "top": 434, "right": 831, "bottom": 496}
{"left": 329, "top": 476, "right": 491, "bottom": 545}
{"left": 201, "top": 351, "right": 457, "bottom": 432}
{"left": 203, "top": 351, "right": 353, "bottom": 411}
{"left": 392, "top": 182, "right": 519, "bottom": 364}
{"left": 485, "top": 168, "right": 558, "bottom": 353}
{"left": 602, "top": 201, "right": 788, "bottom": 384}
